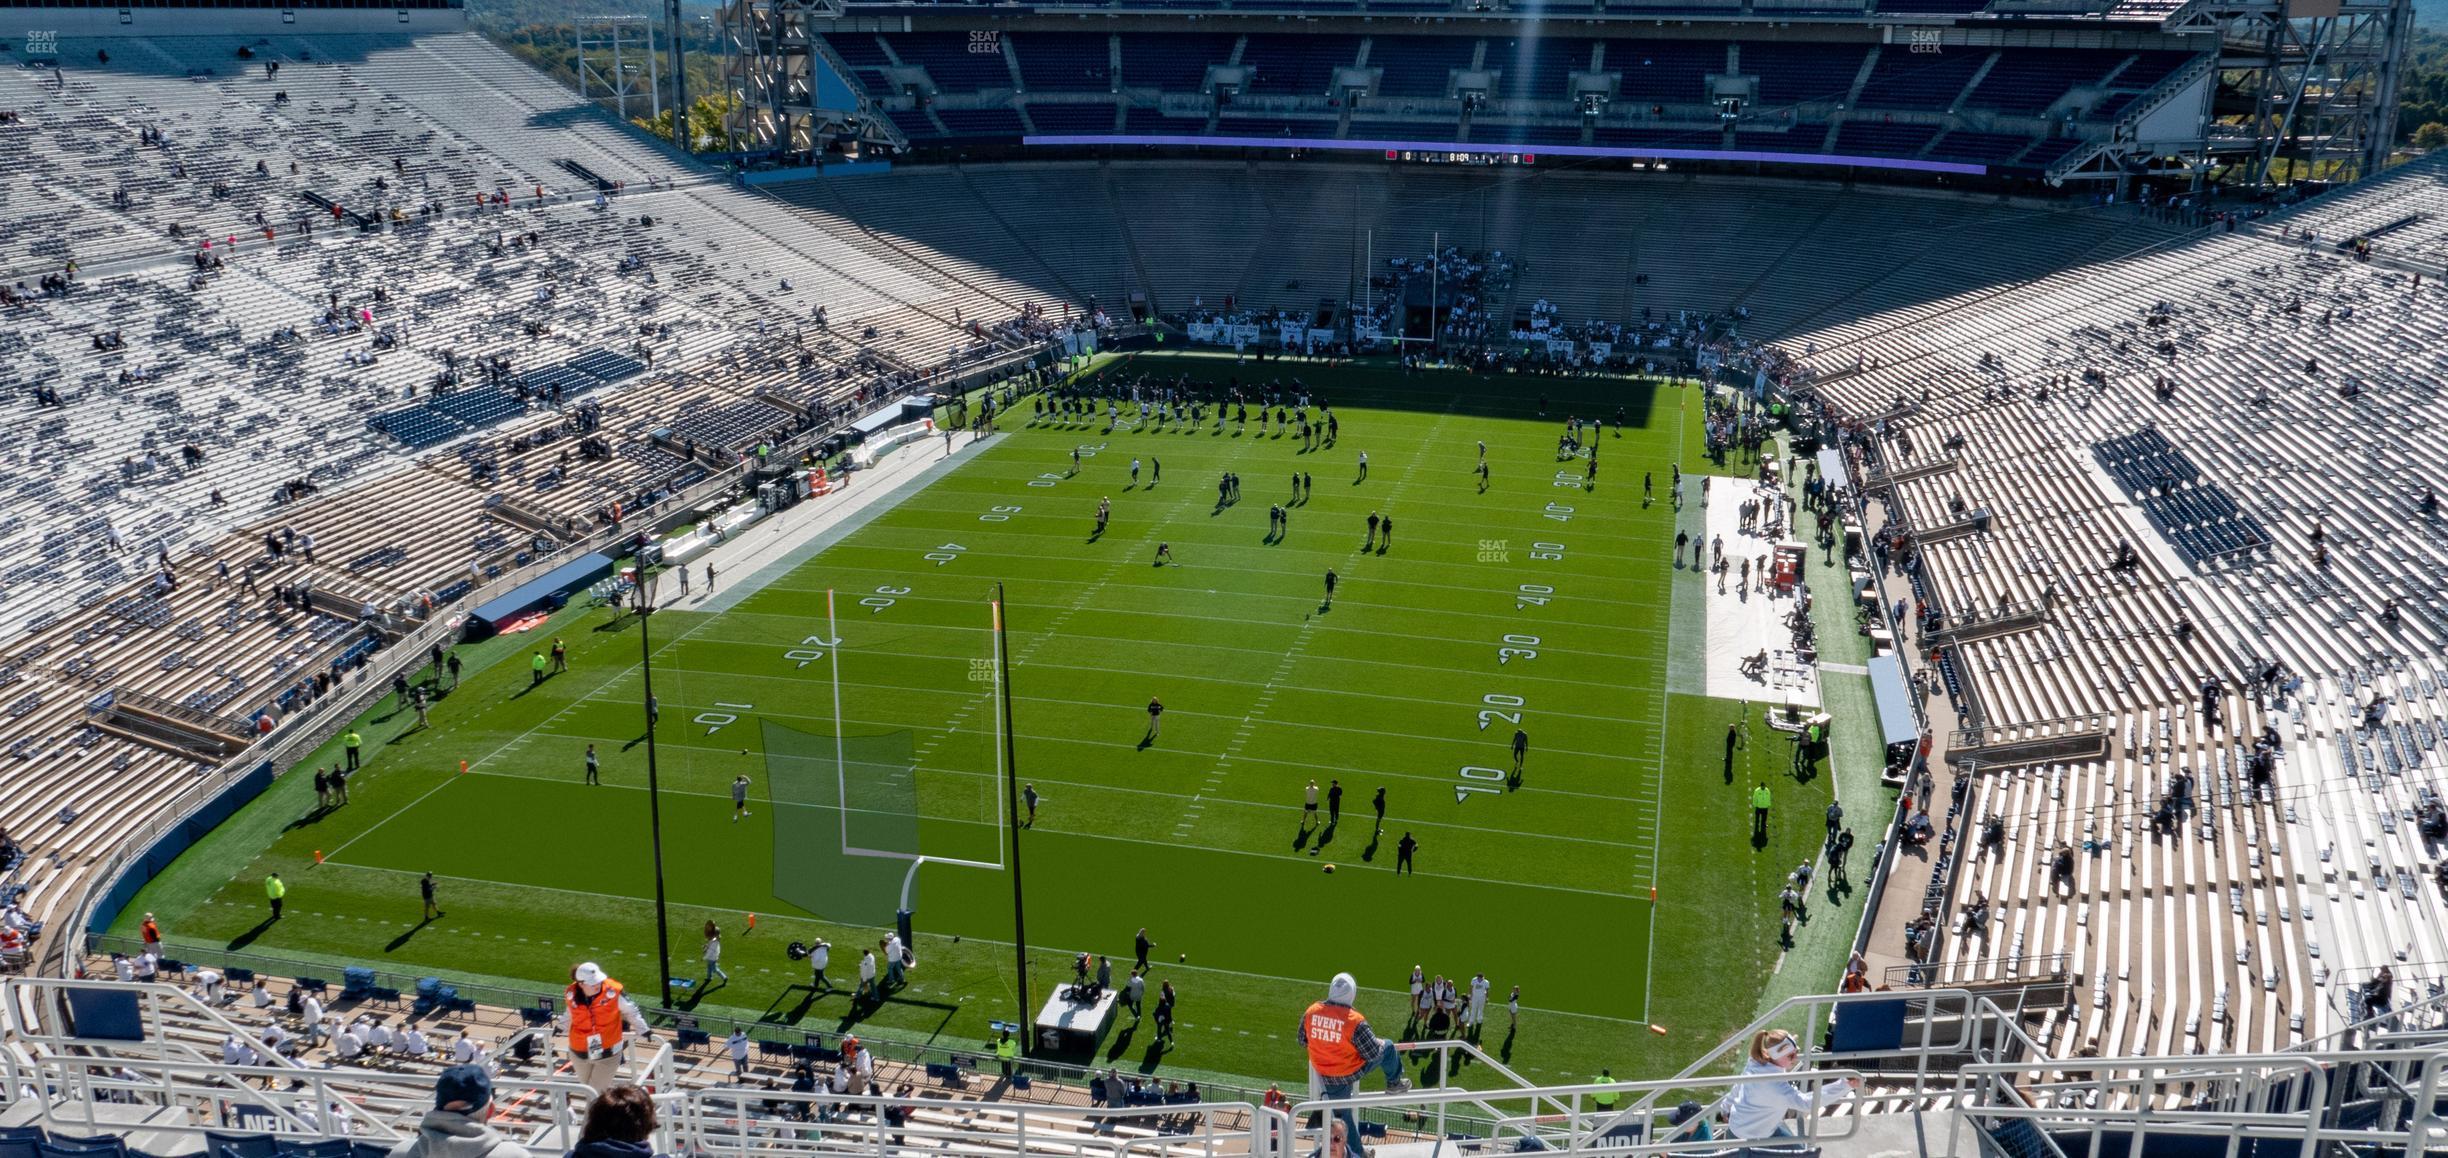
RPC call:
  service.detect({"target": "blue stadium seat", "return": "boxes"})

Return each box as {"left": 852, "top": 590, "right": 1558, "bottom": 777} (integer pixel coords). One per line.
{"left": 1370, "top": 35, "right": 1479, "bottom": 97}
{"left": 1118, "top": 33, "right": 1237, "bottom": 90}
{"left": 1241, "top": 33, "right": 1363, "bottom": 96}
{"left": 883, "top": 31, "right": 1014, "bottom": 91}
{"left": 1028, "top": 104, "right": 1118, "bottom": 133}
{"left": 203, "top": 1133, "right": 277, "bottom": 1158}
{"left": 274, "top": 1140, "right": 349, "bottom": 1158}
{"left": 1011, "top": 32, "right": 1113, "bottom": 92}
{"left": 39, "top": 1136, "right": 126, "bottom": 1158}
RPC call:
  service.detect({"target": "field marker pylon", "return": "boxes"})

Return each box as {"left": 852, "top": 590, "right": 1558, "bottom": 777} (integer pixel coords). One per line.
{"left": 313, "top": 849, "right": 323, "bottom": 865}
{"left": 459, "top": 759, "right": 469, "bottom": 775}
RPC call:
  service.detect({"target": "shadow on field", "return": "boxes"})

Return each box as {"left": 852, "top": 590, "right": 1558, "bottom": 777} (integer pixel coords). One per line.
{"left": 227, "top": 917, "right": 277, "bottom": 951}
{"left": 385, "top": 917, "right": 435, "bottom": 953}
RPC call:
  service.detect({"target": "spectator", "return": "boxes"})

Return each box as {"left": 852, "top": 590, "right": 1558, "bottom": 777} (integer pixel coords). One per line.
{"left": 386, "top": 1065, "right": 527, "bottom": 1158}
{"left": 1300, "top": 972, "right": 1411, "bottom": 1158}
{"left": 1722, "top": 1029, "right": 1853, "bottom": 1140}
{"left": 570, "top": 1084, "right": 662, "bottom": 1158}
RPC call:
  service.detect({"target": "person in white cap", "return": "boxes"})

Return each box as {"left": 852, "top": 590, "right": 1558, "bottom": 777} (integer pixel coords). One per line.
{"left": 563, "top": 962, "right": 651, "bottom": 1094}
{"left": 1300, "top": 972, "right": 1410, "bottom": 1158}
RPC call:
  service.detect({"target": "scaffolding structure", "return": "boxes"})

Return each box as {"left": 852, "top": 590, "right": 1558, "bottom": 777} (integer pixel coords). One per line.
{"left": 717, "top": 0, "right": 904, "bottom": 163}
{"left": 575, "top": 16, "right": 659, "bottom": 124}
{"left": 2204, "top": 0, "right": 2414, "bottom": 186}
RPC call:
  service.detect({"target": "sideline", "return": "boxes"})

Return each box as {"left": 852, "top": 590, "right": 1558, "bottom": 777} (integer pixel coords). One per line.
{"left": 683, "top": 431, "right": 1004, "bottom": 617}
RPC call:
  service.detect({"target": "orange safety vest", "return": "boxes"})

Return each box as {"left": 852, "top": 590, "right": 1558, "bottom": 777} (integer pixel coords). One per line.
{"left": 567, "top": 980, "right": 627, "bottom": 1054}
{"left": 1301, "top": 1001, "right": 1367, "bottom": 1079}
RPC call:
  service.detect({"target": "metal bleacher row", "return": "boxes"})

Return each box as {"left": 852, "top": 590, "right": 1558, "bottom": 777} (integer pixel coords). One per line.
{"left": 1792, "top": 153, "right": 2448, "bottom": 1058}
{"left": 12, "top": 963, "right": 1258, "bottom": 1158}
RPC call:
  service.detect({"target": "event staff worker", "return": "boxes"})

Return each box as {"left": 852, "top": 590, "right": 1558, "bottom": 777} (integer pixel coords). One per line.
{"left": 564, "top": 962, "right": 651, "bottom": 1094}
{"left": 1300, "top": 972, "right": 1412, "bottom": 1158}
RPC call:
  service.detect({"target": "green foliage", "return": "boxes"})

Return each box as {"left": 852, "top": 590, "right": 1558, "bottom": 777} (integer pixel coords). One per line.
{"left": 467, "top": 0, "right": 727, "bottom": 121}
{"left": 634, "top": 90, "right": 744, "bottom": 152}
{"left": 2397, "top": 30, "right": 2448, "bottom": 142}
{"left": 2415, "top": 122, "right": 2448, "bottom": 150}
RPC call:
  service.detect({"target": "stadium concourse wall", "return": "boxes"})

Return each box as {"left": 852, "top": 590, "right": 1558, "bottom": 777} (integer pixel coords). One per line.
{"left": 82, "top": 761, "right": 278, "bottom": 948}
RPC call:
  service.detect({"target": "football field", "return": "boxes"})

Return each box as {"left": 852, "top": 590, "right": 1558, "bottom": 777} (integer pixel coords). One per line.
{"left": 120, "top": 353, "right": 1839, "bottom": 1087}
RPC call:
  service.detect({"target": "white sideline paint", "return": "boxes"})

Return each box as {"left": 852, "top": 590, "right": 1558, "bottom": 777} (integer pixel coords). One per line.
{"left": 686, "top": 430, "right": 998, "bottom": 617}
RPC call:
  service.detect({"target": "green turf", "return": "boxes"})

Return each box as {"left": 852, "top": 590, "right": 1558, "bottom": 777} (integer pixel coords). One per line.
{"left": 117, "top": 353, "right": 1837, "bottom": 1088}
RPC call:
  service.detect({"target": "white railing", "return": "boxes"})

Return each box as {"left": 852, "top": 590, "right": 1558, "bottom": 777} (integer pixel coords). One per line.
{"left": 20, "top": 980, "right": 2448, "bottom": 1158}
{"left": 3, "top": 979, "right": 591, "bottom": 1145}
{"left": 1284, "top": 1068, "right": 1870, "bottom": 1158}
{"left": 1952, "top": 1049, "right": 2448, "bottom": 1158}
{"left": 678, "top": 1087, "right": 1262, "bottom": 1158}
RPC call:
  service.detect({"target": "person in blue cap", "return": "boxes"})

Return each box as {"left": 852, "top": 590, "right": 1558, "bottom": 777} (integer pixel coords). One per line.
{"left": 386, "top": 1065, "right": 526, "bottom": 1158}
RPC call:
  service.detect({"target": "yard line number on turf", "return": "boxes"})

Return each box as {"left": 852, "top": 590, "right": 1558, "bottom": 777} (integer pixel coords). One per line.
{"left": 1457, "top": 522, "right": 1567, "bottom": 801}
{"left": 784, "top": 633, "right": 836, "bottom": 669}
{"left": 699, "top": 702, "right": 754, "bottom": 735}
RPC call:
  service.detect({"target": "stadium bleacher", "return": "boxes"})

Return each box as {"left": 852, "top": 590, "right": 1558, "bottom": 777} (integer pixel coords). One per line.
{"left": 1790, "top": 151, "right": 2448, "bottom": 1064}
{"left": 11, "top": 12, "right": 2447, "bottom": 1157}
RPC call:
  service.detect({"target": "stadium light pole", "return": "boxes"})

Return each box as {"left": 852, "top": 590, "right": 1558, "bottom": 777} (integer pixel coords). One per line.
{"left": 994, "top": 582, "right": 1033, "bottom": 1053}
{"left": 633, "top": 573, "right": 677, "bottom": 1010}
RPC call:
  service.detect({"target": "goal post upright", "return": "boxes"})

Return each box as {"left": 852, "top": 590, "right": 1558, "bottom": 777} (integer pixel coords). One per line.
{"left": 995, "top": 582, "right": 1033, "bottom": 1055}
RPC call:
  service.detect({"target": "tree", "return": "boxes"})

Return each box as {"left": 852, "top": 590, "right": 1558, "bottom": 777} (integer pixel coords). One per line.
{"left": 633, "top": 91, "right": 741, "bottom": 153}
{"left": 2416, "top": 122, "right": 2448, "bottom": 150}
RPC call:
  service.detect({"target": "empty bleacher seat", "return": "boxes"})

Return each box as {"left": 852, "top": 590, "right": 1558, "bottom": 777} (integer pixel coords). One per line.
{"left": 203, "top": 1135, "right": 277, "bottom": 1158}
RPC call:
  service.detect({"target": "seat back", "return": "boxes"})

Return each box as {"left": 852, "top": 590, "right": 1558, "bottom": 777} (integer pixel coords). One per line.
{"left": 276, "top": 1139, "right": 351, "bottom": 1158}
{"left": 38, "top": 1135, "right": 127, "bottom": 1158}
{"left": 203, "top": 1132, "right": 279, "bottom": 1158}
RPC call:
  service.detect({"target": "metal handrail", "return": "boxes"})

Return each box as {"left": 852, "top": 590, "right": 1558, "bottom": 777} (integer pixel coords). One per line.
{"left": 1882, "top": 951, "right": 2075, "bottom": 990}
{"left": 1288, "top": 1068, "right": 1870, "bottom": 1157}
{"left": 1950, "top": 1049, "right": 2448, "bottom": 1158}
{"left": 678, "top": 1086, "right": 1264, "bottom": 1158}
{"left": 1647, "top": 988, "right": 2047, "bottom": 1108}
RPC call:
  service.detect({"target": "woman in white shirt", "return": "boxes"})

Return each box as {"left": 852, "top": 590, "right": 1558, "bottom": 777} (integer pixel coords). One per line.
{"left": 1723, "top": 1029, "right": 1853, "bottom": 1140}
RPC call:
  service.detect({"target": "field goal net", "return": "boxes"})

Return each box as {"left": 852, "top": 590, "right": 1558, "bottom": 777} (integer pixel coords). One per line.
{"left": 762, "top": 589, "right": 1010, "bottom": 927}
